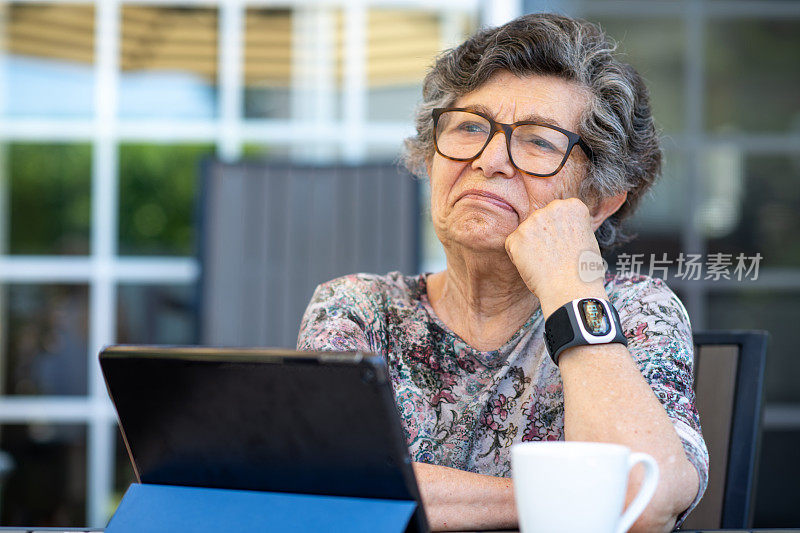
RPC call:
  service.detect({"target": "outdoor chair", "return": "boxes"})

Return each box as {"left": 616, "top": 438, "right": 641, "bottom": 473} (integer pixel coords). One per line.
{"left": 199, "top": 160, "right": 420, "bottom": 348}
{"left": 682, "top": 330, "right": 768, "bottom": 530}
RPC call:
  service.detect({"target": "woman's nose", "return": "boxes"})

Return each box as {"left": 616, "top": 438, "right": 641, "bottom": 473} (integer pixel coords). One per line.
{"left": 471, "top": 131, "right": 516, "bottom": 179}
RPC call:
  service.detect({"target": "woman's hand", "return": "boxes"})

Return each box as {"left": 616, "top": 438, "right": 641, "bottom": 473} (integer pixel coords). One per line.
{"left": 504, "top": 197, "right": 607, "bottom": 316}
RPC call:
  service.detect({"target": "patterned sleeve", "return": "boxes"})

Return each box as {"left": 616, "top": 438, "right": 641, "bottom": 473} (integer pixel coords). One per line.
{"left": 296, "top": 274, "right": 384, "bottom": 353}
{"left": 609, "top": 274, "right": 709, "bottom": 528}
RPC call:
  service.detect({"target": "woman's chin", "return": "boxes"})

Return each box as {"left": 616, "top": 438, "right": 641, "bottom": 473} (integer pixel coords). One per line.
{"left": 443, "top": 220, "right": 514, "bottom": 252}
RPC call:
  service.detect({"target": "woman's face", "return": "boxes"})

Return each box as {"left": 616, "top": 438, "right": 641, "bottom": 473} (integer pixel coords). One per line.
{"left": 428, "top": 70, "right": 592, "bottom": 253}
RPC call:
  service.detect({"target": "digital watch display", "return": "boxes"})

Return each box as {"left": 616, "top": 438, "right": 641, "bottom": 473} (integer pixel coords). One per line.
{"left": 578, "top": 298, "right": 611, "bottom": 336}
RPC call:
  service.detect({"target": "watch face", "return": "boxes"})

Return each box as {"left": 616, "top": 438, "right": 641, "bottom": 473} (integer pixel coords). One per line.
{"left": 579, "top": 299, "right": 611, "bottom": 336}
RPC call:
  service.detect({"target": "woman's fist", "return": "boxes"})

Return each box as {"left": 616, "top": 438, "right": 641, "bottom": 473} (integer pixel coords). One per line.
{"left": 505, "top": 198, "right": 607, "bottom": 314}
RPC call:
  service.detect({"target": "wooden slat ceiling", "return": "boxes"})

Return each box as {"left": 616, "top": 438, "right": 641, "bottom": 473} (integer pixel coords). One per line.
{"left": 5, "top": 4, "right": 452, "bottom": 87}
{"left": 7, "top": 4, "right": 96, "bottom": 64}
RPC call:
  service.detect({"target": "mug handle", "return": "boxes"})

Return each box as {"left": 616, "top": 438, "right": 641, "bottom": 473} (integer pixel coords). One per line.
{"left": 615, "top": 452, "right": 660, "bottom": 533}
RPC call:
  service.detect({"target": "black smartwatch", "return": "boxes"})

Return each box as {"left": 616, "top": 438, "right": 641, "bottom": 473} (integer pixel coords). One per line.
{"left": 544, "top": 298, "right": 627, "bottom": 365}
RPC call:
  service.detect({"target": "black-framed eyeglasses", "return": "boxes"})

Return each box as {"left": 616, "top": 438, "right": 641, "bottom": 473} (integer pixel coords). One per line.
{"left": 431, "top": 107, "right": 595, "bottom": 178}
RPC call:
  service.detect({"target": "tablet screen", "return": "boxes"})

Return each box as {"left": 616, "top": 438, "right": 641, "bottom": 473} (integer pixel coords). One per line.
{"left": 100, "top": 346, "right": 422, "bottom": 507}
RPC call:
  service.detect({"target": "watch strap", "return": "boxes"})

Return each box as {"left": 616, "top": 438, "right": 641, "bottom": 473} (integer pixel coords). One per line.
{"left": 544, "top": 299, "right": 627, "bottom": 365}
{"left": 544, "top": 305, "right": 574, "bottom": 361}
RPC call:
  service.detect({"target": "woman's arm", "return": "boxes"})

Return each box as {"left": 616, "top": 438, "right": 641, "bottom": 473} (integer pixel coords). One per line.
{"left": 532, "top": 274, "right": 701, "bottom": 532}
{"left": 506, "top": 199, "right": 704, "bottom": 532}
{"left": 413, "top": 462, "right": 517, "bottom": 531}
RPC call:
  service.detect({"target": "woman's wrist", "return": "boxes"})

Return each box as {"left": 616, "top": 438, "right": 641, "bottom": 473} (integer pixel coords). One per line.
{"left": 536, "top": 279, "right": 609, "bottom": 319}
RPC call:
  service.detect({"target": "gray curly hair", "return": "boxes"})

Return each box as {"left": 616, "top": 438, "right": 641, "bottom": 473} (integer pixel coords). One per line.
{"left": 402, "top": 12, "right": 662, "bottom": 253}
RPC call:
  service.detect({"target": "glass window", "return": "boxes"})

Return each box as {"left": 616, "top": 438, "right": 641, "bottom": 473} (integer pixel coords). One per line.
{"left": 366, "top": 10, "right": 476, "bottom": 122}
{"left": 118, "top": 6, "right": 218, "bottom": 120}
{"left": 367, "top": 86, "right": 420, "bottom": 123}
{"left": 591, "top": 17, "right": 686, "bottom": 134}
{"left": 0, "top": 424, "right": 87, "bottom": 526}
{"left": 605, "top": 151, "right": 686, "bottom": 270}
{"left": 706, "top": 18, "right": 800, "bottom": 134}
{"left": 117, "top": 283, "right": 197, "bottom": 345}
{"left": 243, "top": 8, "right": 293, "bottom": 119}
{"left": 704, "top": 154, "right": 800, "bottom": 268}
{"left": 118, "top": 143, "right": 213, "bottom": 256}
{"left": 707, "top": 291, "right": 800, "bottom": 403}
{"left": 245, "top": 7, "right": 343, "bottom": 122}
{"left": 362, "top": 143, "right": 403, "bottom": 163}
{"left": 366, "top": 9, "right": 437, "bottom": 123}
{"left": 0, "top": 284, "right": 89, "bottom": 396}
{"left": 3, "top": 3, "right": 95, "bottom": 119}
{"left": 7, "top": 143, "right": 92, "bottom": 255}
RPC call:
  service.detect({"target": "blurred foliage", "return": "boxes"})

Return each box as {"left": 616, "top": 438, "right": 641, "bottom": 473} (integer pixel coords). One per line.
{"left": 2, "top": 283, "right": 89, "bottom": 396}
{"left": 118, "top": 143, "right": 214, "bottom": 256}
{"left": 7, "top": 143, "right": 92, "bottom": 255}
{"left": 241, "top": 144, "right": 289, "bottom": 158}
{"left": 6, "top": 143, "right": 213, "bottom": 256}
{"left": 117, "top": 284, "right": 197, "bottom": 344}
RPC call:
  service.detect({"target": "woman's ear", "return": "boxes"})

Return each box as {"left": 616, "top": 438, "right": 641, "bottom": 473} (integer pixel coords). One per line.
{"left": 590, "top": 191, "right": 627, "bottom": 231}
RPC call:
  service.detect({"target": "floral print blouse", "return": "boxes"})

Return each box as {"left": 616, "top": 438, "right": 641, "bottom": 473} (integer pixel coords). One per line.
{"left": 297, "top": 270, "right": 709, "bottom": 522}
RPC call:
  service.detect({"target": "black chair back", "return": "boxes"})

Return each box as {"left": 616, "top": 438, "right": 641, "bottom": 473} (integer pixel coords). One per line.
{"left": 683, "top": 330, "right": 768, "bottom": 529}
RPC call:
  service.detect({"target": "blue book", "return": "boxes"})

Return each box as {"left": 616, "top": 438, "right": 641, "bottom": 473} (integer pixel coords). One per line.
{"left": 107, "top": 483, "right": 418, "bottom": 533}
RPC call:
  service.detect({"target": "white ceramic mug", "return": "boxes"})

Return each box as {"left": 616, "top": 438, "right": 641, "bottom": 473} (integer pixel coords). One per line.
{"left": 511, "top": 441, "right": 659, "bottom": 533}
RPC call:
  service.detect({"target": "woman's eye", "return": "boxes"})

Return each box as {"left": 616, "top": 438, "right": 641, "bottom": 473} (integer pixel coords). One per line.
{"left": 526, "top": 137, "right": 557, "bottom": 151}
{"left": 456, "top": 122, "right": 488, "bottom": 134}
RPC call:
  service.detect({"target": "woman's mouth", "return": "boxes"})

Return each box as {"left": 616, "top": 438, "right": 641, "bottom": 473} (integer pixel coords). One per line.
{"left": 458, "top": 189, "right": 517, "bottom": 214}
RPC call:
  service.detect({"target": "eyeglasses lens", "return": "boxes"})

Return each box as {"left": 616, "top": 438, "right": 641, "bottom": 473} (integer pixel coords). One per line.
{"left": 435, "top": 110, "right": 570, "bottom": 175}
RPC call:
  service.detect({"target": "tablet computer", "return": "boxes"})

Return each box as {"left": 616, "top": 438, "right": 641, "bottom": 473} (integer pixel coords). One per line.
{"left": 100, "top": 345, "right": 428, "bottom": 532}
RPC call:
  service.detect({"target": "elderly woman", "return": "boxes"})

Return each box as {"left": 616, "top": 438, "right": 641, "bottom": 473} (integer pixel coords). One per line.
{"left": 297, "top": 12, "right": 707, "bottom": 533}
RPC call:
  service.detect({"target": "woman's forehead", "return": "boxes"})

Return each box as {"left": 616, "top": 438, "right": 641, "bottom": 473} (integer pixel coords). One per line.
{"left": 453, "top": 71, "right": 590, "bottom": 131}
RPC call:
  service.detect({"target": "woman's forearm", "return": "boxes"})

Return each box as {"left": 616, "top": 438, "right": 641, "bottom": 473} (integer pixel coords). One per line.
{"left": 412, "top": 462, "right": 517, "bottom": 531}
{"left": 558, "top": 341, "right": 700, "bottom": 533}
{"left": 538, "top": 281, "right": 700, "bottom": 533}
